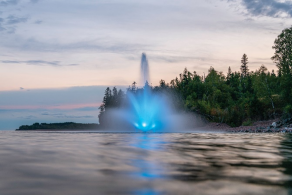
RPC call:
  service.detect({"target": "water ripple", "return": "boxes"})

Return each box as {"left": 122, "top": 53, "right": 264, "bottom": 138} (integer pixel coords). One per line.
{"left": 0, "top": 131, "right": 291, "bottom": 195}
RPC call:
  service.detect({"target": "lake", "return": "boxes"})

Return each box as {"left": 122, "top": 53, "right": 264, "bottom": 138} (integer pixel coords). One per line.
{"left": 0, "top": 131, "right": 291, "bottom": 195}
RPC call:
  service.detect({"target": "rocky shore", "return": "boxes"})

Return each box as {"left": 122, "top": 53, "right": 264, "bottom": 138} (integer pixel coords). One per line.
{"left": 203, "top": 118, "right": 292, "bottom": 133}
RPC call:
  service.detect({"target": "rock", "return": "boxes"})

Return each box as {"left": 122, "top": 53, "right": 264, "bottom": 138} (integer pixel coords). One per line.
{"left": 272, "top": 122, "right": 277, "bottom": 128}
{"left": 267, "top": 129, "right": 273, "bottom": 133}
{"left": 281, "top": 117, "right": 292, "bottom": 126}
{"left": 266, "top": 126, "right": 271, "bottom": 130}
{"left": 284, "top": 118, "right": 288, "bottom": 124}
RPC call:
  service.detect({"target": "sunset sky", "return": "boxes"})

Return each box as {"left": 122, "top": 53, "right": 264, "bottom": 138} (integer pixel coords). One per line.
{"left": 0, "top": 0, "right": 291, "bottom": 129}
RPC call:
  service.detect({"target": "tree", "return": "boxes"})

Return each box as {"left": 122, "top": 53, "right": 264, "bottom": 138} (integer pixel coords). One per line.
{"left": 102, "top": 87, "right": 112, "bottom": 109}
{"left": 271, "top": 27, "right": 292, "bottom": 76}
{"left": 271, "top": 26, "right": 292, "bottom": 107}
{"left": 253, "top": 65, "right": 276, "bottom": 116}
{"left": 131, "top": 81, "right": 137, "bottom": 91}
{"left": 226, "top": 66, "right": 232, "bottom": 86}
{"left": 240, "top": 54, "right": 249, "bottom": 77}
{"left": 227, "top": 66, "right": 232, "bottom": 79}
{"left": 159, "top": 79, "right": 167, "bottom": 88}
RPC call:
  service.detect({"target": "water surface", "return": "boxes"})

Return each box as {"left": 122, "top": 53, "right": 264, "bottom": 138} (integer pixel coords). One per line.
{"left": 0, "top": 131, "right": 291, "bottom": 195}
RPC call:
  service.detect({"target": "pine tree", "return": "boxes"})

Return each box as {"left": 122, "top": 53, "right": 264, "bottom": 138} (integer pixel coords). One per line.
{"left": 271, "top": 26, "right": 292, "bottom": 106}
{"left": 131, "top": 81, "right": 137, "bottom": 92}
{"left": 240, "top": 54, "right": 249, "bottom": 77}
{"left": 227, "top": 66, "right": 232, "bottom": 79}
{"left": 103, "top": 87, "right": 112, "bottom": 109}
{"left": 112, "top": 87, "right": 118, "bottom": 107}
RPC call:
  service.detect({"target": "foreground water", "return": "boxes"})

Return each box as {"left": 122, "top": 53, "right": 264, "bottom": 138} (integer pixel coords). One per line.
{"left": 0, "top": 131, "right": 291, "bottom": 195}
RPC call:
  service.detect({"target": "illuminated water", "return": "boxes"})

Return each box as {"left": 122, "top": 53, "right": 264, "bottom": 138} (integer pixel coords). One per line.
{"left": 128, "top": 53, "right": 164, "bottom": 131}
{"left": 127, "top": 84, "right": 172, "bottom": 131}
{"left": 126, "top": 53, "right": 182, "bottom": 131}
{"left": 140, "top": 53, "right": 149, "bottom": 85}
{"left": 0, "top": 131, "right": 291, "bottom": 195}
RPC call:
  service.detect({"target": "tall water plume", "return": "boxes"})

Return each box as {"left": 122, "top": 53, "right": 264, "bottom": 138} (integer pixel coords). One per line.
{"left": 126, "top": 53, "right": 173, "bottom": 131}
{"left": 140, "top": 53, "right": 150, "bottom": 85}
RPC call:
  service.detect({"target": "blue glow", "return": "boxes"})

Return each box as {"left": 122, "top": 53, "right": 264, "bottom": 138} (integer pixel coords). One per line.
{"left": 125, "top": 53, "right": 173, "bottom": 132}
{"left": 126, "top": 83, "right": 170, "bottom": 132}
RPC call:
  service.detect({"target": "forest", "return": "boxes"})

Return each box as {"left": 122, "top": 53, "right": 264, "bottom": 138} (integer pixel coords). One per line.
{"left": 99, "top": 27, "right": 292, "bottom": 127}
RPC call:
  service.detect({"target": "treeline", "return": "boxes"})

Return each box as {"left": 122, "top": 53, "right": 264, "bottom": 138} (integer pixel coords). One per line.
{"left": 17, "top": 122, "right": 99, "bottom": 130}
{"left": 99, "top": 27, "right": 291, "bottom": 127}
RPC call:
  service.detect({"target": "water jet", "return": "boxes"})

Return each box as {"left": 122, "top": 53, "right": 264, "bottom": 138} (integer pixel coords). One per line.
{"left": 126, "top": 53, "right": 172, "bottom": 132}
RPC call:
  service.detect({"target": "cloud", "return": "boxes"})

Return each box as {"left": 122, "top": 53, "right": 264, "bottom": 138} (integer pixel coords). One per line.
{"left": 0, "top": 1, "right": 33, "bottom": 34}
{"left": 0, "top": 18, "right": 6, "bottom": 31}
{"left": 1, "top": 36, "right": 149, "bottom": 54}
{"left": 0, "top": 14, "right": 29, "bottom": 34}
{"left": 6, "top": 15, "right": 28, "bottom": 25}
{"left": 30, "top": 0, "right": 39, "bottom": 4}
{"left": 41, "top": 112, "right": 94, "bottom": 119}
{"left": 1, "top": 60, "right": 78, "bottom": 66}
{"left": 34, "top": 20, "right": 42, "bottom": 24}
{"left": 0, "top": 0, "right": 19, "bottom": 6}
{"left": 0, "top": 24, "right": 5, "bottom": 31}
{"left": 74, "top": 107, "right": 99, "bottom": 111}
{"left": 17, "top": 115, "right": 37, "bottom": 119}
{"left": 66, "top": 40, "right": 147, "bottom": 54}
{"left": 149, "top": 55, "right": 204, "bottom": 63}
{"left": 241, "top": 0, "right": 292, "bottom": 18}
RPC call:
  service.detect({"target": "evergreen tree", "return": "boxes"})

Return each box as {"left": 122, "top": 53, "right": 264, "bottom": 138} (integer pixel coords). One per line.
{"left": 253, "top": 65, "right": 276, "bottom": 116}
{"left": 131, "top": 81, "right": 137, "bottom": 92}
{"left": 226, "top": 66, "right": 232, "bottom": 86}
{"left": 227, "top": 66, "right": 232, "bottom": 79}
{"left": 102, "top": 87, "right": 112, "bottom": 109}
{"left": 240, "top": 54, "right": 249, "bottom": 77}
{"left": 271, "top": 26, "right": 292, "bottom": 108}
{"left": 112, "top": 87, "right": 118, "bottom": 107}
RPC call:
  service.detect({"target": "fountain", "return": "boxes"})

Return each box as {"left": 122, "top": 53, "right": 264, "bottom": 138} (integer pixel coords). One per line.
{"left": 99, "top": 53, "right": 200, "bottom": 131}
{"left": 140, "top": 53, "right": 150, "bottom": 85}
{"left": 126, "top": 53, "right": 171, "bottom": 131}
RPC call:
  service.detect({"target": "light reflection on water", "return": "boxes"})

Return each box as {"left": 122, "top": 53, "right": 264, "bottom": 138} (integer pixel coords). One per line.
{"left": 0, "top": 131, "right": 291, "bottom": 195}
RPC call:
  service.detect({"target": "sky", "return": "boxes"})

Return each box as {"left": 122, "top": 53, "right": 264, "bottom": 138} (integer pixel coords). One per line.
{"left": 0, "top": 0, "right": 291, "bottom": 129}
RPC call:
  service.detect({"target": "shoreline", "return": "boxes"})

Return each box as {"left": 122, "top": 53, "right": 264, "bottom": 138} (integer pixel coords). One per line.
{"left": 202, "top": 118, "right": 292, "bottom": 133}
{"left": 14, "top": 118, "right": 292, "bottom": 133}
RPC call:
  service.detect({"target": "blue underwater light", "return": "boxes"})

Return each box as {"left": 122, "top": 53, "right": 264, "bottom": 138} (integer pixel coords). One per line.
{"left": 126, "top": 53, "right": 169, "bottom": 132}
{"left": 127, "top": 83, "right": 165, "bottom": 132}
{"left": 134, "top": 119, "right": 157, "bottom": 131}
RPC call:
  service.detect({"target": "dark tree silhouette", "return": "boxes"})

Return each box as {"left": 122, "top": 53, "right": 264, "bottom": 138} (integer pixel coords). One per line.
{"left": 227, "top": 66, "right": 232, "bottom": 79}
{"left": 271, "top": 26, "right": 292, "bottom": 108}
{"left": 240, "top": 54, "right": 249, "bottom": 77}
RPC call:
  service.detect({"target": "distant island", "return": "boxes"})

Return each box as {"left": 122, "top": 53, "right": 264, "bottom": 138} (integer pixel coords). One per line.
{"left": 16, "top": 122, "right": 99, "bottom": 131}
